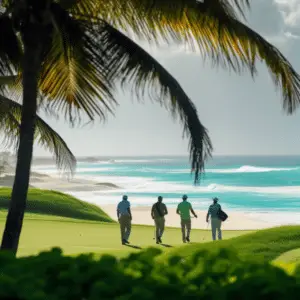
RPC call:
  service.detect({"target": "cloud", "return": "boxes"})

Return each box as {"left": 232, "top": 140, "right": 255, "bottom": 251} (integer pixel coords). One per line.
{"left": 246, "top": 0, "right": 284, "bottom": 35}
{"left": 284, "top": 31, "right": 300, "bottom": 39}
{"left": 274, "top": 0, "right": 300, "bottom": 27}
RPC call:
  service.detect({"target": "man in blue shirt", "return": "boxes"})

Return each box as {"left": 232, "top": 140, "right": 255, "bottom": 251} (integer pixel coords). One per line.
{"left": 117, "top": 195, "right": 132, "bottom": 245}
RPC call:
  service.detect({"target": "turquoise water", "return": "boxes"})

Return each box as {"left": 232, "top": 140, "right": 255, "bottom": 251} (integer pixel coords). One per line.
{"left": 36, "top": 155, "right": 300, "bottom": 212}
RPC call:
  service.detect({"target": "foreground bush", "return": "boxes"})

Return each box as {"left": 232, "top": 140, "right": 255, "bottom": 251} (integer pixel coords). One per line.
{"left": 1, "top": 247, "right": 300, "bottom": 299}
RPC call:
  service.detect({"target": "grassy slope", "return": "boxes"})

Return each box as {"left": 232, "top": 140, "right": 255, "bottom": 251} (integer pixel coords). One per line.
{"left": 274, "top": 248, "right": 300, "bottom": 264}
{"left": 0, "top": 188, "right": 112, "bottom": 222}
{"left": 159, "top": 226, "right": 300, "bottom": 263}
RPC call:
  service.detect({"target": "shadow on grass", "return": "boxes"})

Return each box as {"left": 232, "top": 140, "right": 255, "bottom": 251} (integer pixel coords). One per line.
{"left": 124, "top": 244, "right": 142, "bottom": 250}
{"left": 161, "top": 244, "right": 173, "bottom": 248}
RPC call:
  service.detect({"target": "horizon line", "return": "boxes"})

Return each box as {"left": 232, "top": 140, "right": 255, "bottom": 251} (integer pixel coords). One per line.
{"left": 31, "top": 154, "right": 300, "bottom": 159}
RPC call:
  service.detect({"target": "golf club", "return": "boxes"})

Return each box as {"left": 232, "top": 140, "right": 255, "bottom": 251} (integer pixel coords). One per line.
{"left": 206, "top": 217, "right": 210, "bottom": 229}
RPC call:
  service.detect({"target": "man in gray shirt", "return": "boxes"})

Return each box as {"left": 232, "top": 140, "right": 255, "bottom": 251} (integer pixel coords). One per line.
{"left": 151, "top": 196, "right": 168, "bottom": 244}
{"left": 206, "top": 197, "right": 222, "bottom": 241}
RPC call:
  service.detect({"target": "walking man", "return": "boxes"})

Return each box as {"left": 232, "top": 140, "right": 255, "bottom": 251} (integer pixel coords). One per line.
{"left": 151, "top": 196, "right": 168, "bottom": 244}
{"left": 176, "top": 195, "right": 197, "bottom": 243}
{"left": 117, "top": 195, "right": 132, "bottom": 245}
{"left": 206, "top": 197, "right": 222, "bottom": 241}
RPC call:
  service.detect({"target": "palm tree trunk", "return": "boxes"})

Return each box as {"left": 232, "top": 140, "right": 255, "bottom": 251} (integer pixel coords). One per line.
{"left": 0, "top": 26, "right": 42, "bottom": 255}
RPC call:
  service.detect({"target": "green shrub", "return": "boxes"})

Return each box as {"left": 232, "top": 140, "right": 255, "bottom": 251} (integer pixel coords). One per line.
{"left": 1, "top": 247, "right": 300, "bottom": 299}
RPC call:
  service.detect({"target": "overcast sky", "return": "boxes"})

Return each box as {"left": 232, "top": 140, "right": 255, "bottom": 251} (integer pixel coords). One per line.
{"left": 28, "top": 0, "right": 300, "bottom": 157}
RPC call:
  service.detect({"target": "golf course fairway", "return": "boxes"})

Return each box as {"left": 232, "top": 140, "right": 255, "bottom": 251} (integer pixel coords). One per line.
{"left": 1, "top": 187, "right": 300, "bottom": 275}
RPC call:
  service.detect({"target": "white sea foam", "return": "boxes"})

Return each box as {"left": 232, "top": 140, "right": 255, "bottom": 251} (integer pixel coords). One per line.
{"left": 207, "top": 165, "right": 298, "bottom": 173}
{"left": 73, "top": 167, "right": 117, "bottom": 173}
{"left": 202, "top": 184, "right": 300, "bottom": 195}
{"left": 135, "top": 165, "right": 299, "bottom": 174}
{"left": 67, "top": 171, "right": 300, "bottom": 196}
{"left": 31, "top": 163, "right": 300, "bottom": 197}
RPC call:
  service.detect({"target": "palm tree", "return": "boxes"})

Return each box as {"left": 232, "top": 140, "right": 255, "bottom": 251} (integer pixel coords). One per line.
{"left": 0, "top": 75, "right": 76, "bottom": 253}
{"left": 1, "top": 0, "right": 300, "bottom": 254}
{"left": 0, "top": 75, "right": 76, "bottom": 229}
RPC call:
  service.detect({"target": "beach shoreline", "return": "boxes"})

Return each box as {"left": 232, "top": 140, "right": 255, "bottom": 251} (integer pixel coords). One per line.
{"left": 1, "top": 161, "right": 300, "bottom": 230}
{"left": 0, "top": 172, "right": 279, "bottom": 230}
{"left": 100, "top": 204, "right": 278, "bottom": 230}
{"left": 0, "top": 170, "right": 121, "bottom": 192}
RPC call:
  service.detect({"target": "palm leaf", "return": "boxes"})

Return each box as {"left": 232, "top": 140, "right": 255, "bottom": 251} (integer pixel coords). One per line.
{"left": 0, "top": 75, "right": 17, "bottom": 85}
{"left": 195, "top": 11, "right": 300, "bottom": 113}
{"left": 38, "top": 3, "right": 117, "bottom": 125}
{"left": 73, "top": 0, "right": 300, "bottom": 114}
{"left": 0, "top": 94, "right": 76, "bottom": 174}
{"left": 0, "top": 75, "right": 17, "bottom": 95}
{"left": 93, "top": 21, "right": 213, "bottom": 182}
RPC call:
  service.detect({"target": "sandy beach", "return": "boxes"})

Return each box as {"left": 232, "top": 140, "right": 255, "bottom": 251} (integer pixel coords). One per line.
{"left": 100, "top": 204, "right": 276, "bottom": 230}
{"left": 0, "top": 171, "right": 120, "bottom": 192}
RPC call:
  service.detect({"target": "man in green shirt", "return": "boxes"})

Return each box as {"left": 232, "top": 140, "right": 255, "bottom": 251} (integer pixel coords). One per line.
{"left": 176, "top": 195, "right": 197, "bottom": 243}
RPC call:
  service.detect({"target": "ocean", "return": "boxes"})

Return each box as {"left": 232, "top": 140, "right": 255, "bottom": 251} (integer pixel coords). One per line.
{"left": 33, "top": 155, "right": 300, "bottom": 224}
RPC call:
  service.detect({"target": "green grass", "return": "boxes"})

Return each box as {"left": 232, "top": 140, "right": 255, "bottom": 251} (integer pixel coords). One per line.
{"left": 0, "top": 188, "right": 113, "bottom": 222}
{"left": 272, "top": 261, "right": 299, "bottom": 275}
{"left": 159, "top": 226, "right": 300, "bottom": 263}
{"left": 274, "top": 248, "right": 300, "bottom": 264}
{"left": 0, "top": 213, "right": 247, "bottom": 257}
{"left": 2, "top": 187, "right": 300, "bottom": 275}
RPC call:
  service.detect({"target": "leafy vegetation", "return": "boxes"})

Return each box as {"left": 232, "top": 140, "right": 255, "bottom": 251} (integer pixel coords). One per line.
{"left": 1, "top": 246, "right": 300, "bottom": 299}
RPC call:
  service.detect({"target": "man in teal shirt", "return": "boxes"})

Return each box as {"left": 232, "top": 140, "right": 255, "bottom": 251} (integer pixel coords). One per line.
{"left": 176, "top": 195, "right": 197, "bottom": 243}
{"left": 206, "top": 197, "right": 222, "bottom": 241}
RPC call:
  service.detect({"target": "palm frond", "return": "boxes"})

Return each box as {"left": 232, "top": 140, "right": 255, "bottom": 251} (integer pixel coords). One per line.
{"left": 58, "top": 0, "right": 98, "bottom": 14}
{"left": 94, "top": 21, "right": 213, "bottom": 183}
{"left": 231, "top": 0, "right": 250, "bottom": 14}
{"left": 0, "top": 75, "right": 17, "bottom": 85}
{"left": 0, "top": 96, "right": 19, "bottom": 150}
{"left": 202, "top": 15, "right": 300, "bottom": 113}
{"left": 73, "top": 0, "right": 300, "bottom": 114}
{"left": 212, "top": 0, "right": 251, "bottom": 19}
{"left": 0, "top": 75, "right": 20, "bottom": 96}
{"left": 0, "top": 94, "right": 76, "bottom": 174}
{"left": 75, "top": 0, "right": 249, "bottom": 38}
{"left": 39, "top": 3, "right": 117, "bottom": 125}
